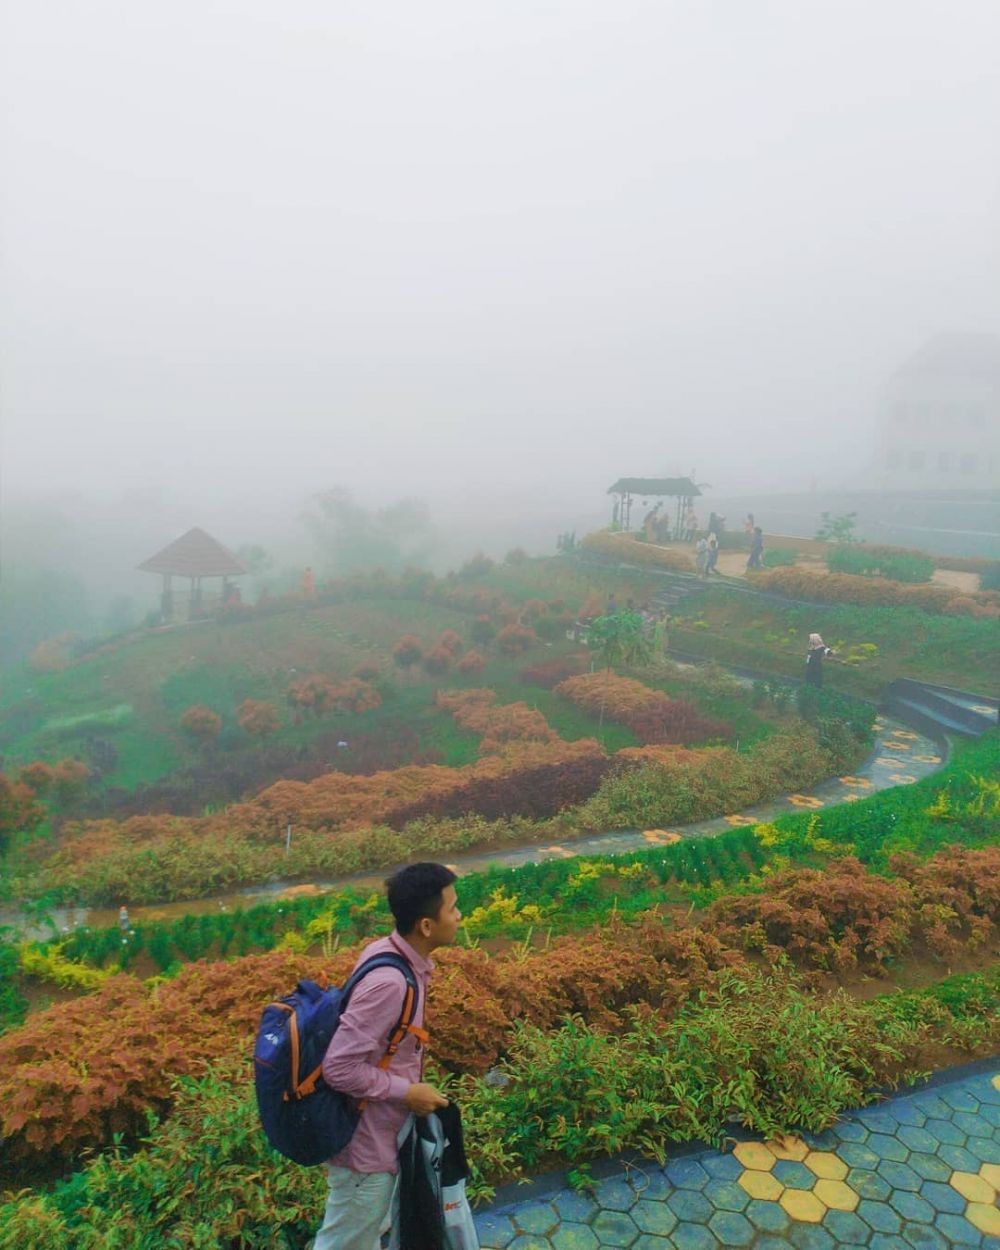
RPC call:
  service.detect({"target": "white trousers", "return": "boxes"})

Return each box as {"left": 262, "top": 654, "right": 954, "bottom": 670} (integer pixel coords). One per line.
{"left": 312, "top": 1165, "right": 396, "bottom": 1250}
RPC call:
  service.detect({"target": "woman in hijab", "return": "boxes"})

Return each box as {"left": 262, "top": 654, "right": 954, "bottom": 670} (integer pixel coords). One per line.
{"left": 805, "top": 633, "right": 835, "bottom": 687}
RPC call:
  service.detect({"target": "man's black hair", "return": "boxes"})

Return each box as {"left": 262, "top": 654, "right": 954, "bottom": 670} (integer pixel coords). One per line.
{"left": 386, "top": 862, "right": 457, "bottom": 935}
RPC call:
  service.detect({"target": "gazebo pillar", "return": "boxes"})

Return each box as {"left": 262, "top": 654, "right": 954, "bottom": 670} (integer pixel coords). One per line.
{"left": 161, "top": 574, "right": 174, "bottom": 620}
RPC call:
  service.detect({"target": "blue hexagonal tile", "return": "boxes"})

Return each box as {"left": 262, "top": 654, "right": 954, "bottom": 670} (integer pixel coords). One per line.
{"left": 877, "top": 1160, "right": 922, "bottom": 1192}
{"left": 833, "top": 1119, "right": 870, "bottom": 1143}
{"left": 971, "top": 1073, "right": 1000, "bottom": 1102}
{"left": 897, "top": 1126, "right": 938, "bottom": 1155}
{"left": 891, "top": 1100, "right": 926, "bottom": 1129}
{"left": 937, "top": 1143, "right": 981, "bottom": 1172}
{"left": 935, "top": 1211, "right": 985, "bottom": 1246}
{"left": 664, "top": 1157, "right": 710, "bottom": 1190}
{"left": 905, "top": 1151, "right": 951, "bottom": 1183}
{"left": 551, "top": 1224, "right": 600, "bottom": 1250}
{"left": 867, "top": 1134, "right": 909, "bottom": 1162}
{"left": 918, "top": 1180, "right": 966, "bottom": 1214}
{"left": 923, "top": 1117, "right": 966, "bottom": 1147}
{"left": 670, "top": 1222, "right": 718, "bottom": 1250}
{"left": 632, "top": 1237, "right": 680, "bottom": 1250}
{"left": 802, "top": 1128, "right": 840, "bottom": 1150}
{"left": 632, "top": 1170, "right": 672, "bottom": 1202}
{"left": 553, "top": 1190, "right": 600, "bottom": 1223}
{"left": 978, "top": 1102, "right": 1000, "bottom": 1127}
{"left": 899, "top": 1220, "right": 949, "bottom": 1250}
{"left": 910, "top": 1094, "right": 952, "bottom": 1119}
{"left": 841, "top": 1143, "right": 883, "bottom": 1171}
{"left": 954, "top": 1111, "right": 988, "bottom": 1137}
{"left": 515, "top": 1202, "right": 560, "bottom": 1236}
{"left": 964, "top": 1133, "right": 1000, "bottom": 1164}
{"left": 847, "top": 1168, "right": 893, "bottom": 1201}
{"left": 868, "top": 1235, "right": 911, "bottom": 1250}
{"left": 939, "top": 1087, "right": 980, "bottom": 1114}
{"left": 859, "top": 1107, "right": 900, "bottom": 1135}
{"left": 593, "top": 1178, "right": 638, "bottom": 1213}
{"left": 509, "top": 1237, "right": 553, "bottom": 1250}
{"left": 666, "top": 1189, "right": 713, "bottom": 1224}
{"left": 788, "top": 1225, "right": 836, "bottom": 1250}
{"left": 590, "top": 1210, "right": 638, "bottom": 1247}
{"left": 703, "top": 1179, "right": 749, "bottom": 1212}
{"left": 887, "top": 1190, "right": 934, "bottom": 1223}
{"left": 708, "top": 1210, "right": 753, "bottom": 1245}
{"left": 773, "top": 1159, "right": 816, "bottom": 1190}
{"left": 823, "top": 1208, "right": 872, "bottom": 1244}
{"left": 857, "top": 1197, "right": 902, "bottom": 1234}
{"left": 630, "top": 1198, "right": 677, "bottom": 1237}
{"left": 746, "top": 1198, "right": 791, "bottom": 1233}
{"left": 757, "top": 1239, "right": 796, "bottom": 1250}
{"left": 701, "top": 1152, "right": 742, "bottom": 1182}
{"left": 475, "top": 1212, "right": 519, "bottom": 1248}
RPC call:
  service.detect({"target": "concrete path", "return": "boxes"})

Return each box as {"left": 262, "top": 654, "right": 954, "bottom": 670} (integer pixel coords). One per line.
{"left": 474, "top": 1064, "right": 1000, "bottom": 1249}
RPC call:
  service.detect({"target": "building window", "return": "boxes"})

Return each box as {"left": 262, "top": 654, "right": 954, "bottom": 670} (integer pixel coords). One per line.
{"left": 907, "top": 450, "right": 925, "bottom": 470}
{"left": 938, "top": 451, "right": 952, "bottom": 472}
{"left": 960, "top": 452, "right": 977, "bottom": 474}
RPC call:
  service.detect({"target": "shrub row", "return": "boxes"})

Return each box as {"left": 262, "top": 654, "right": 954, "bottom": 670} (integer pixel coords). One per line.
{"left": 749, "top": 567, "right": 1000, "bottom": 618}
{"left": 580, "top": 529, "right": 695, "bottom": 573}
{"left": 555, "top": 671, "right": 730, "bottom": 744}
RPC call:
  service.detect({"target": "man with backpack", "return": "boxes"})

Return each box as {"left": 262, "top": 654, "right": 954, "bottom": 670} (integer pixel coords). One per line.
{"left": 313, "top": 862, "right": 461, "bottom": 1250}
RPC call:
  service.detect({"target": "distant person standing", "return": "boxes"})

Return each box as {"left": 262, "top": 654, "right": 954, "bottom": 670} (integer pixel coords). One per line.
{"left": 743, "top": 513, "right": 755, "bottom": 537}
{"left": 119, "top": 905, "right": 130, "bottom": 942}
{"left": 746, "top": 526, "right": 765, "bottom": 571}
{"left": 706, "top": 532, "right": 720, "bottom": 575}
{"left": 805, "top": 633, "right": 835, "bottom": 687}
{"left": 695, "top": 536, "right": 709, "bottom": 577}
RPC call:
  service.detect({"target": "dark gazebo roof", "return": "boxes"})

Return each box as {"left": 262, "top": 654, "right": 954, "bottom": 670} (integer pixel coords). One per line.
{"left": 607, "top": 477, "right": 701, "bottom": 497}
{"left": 138, "top": 528, "right": 247, "bottom": 577}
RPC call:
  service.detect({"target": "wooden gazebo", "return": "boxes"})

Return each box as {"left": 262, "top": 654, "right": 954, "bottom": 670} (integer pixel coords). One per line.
{"left": 607, "top": 477, "right": 701, "bottom": 538}
{"left": 138, "top": 527, "right": 247, "bottom": 621}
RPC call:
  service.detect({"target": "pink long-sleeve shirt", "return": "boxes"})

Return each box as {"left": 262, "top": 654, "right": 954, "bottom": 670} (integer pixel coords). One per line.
{"left": 322, "top": 932, "right": 432, "bottom": 1175}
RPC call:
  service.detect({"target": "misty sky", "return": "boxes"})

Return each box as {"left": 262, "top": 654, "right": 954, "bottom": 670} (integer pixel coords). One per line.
{"left": 2, "top": 0, "right": 1000, "bottom": 526}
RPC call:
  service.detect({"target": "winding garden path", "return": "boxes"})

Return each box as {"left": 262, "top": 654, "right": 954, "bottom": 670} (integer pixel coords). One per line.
{"left": 473, "top": 1062, "right": 1000, "bottom": 1249}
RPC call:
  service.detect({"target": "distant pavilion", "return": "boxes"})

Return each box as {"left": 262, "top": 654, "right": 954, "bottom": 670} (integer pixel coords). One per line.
{"left": 606, "top": 477, "right": 701, "bottom": 537}
{"left": 138, "top": 527, "right": 247, "bottom": 621}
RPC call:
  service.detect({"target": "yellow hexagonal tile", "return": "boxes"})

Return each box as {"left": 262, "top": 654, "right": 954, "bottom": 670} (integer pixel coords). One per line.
{"left": 991, "top": 1074, "right": 1000, "bottom": 1092}
{"left": 805, "top": 1150, "right": 849, "bottom": 1181}
{"left": 738, "top": 1169, "right": 784, "bottom": 1201}
{"left": 768, "top": 1134, "right": 809, "bottom": 1162}
{"left": 966, "top": 1202, "right": 1000, "bottom": 1237}
{"left": 780, "top": 1189, "right": 826, "bottom": 1223}
{"left": 951, "top": 1170, "right": 996, "bottom": 1204}
{"left": 734, "top": 1141, "right": 777, "bottom": 1171}
{"left": 979, "top": 1162, "right": 1000, "bottom": 1190}
{"left": 813, "top": 1179, "right": 859, "bottom": 1211}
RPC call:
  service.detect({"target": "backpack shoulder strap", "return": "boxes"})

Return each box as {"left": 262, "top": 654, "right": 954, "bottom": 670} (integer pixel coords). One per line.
{"left": 344, "top": 952, "right": 426, "bottom": 1058}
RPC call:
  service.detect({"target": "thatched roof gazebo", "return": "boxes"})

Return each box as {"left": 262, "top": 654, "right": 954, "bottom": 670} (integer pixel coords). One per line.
{"left": 139, "top": 527, "right": 247, "bottom": 621}
{"left": 607, "top": 477, "right": 701, "bottom": 537}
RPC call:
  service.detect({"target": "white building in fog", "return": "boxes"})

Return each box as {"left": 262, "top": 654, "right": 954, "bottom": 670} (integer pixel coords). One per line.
{"left": 877, "top": 333, "right": 1000, "bottom": 491}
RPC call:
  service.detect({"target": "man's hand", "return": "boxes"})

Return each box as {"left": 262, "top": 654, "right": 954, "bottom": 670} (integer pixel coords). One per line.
{"left": 403, "top": 1082, "right": 449, "bottom": 1116}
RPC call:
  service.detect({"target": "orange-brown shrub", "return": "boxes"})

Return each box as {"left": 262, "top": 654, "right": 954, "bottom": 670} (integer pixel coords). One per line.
{"left": 179, "top": 705, "right": 222, "bottom": 741}
{"left": 749, "top": 567, "right": 1000, "bottom": 618}
{"left": 555, "top": 672, "right": 730, "bottom": 744}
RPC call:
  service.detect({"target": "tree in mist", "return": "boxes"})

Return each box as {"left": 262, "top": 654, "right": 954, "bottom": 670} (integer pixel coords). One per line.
{"left": 302, "top": 488, "right": 436, "bottom": 574}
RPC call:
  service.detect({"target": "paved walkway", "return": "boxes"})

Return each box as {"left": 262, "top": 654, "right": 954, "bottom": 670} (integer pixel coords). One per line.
{"left": 474, "top": 1065, "right": 1000, "bottom": 1249}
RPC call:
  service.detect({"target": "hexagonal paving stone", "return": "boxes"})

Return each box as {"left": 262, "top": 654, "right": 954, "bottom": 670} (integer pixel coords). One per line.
{"left": 802, "top": 1128, "right": 840, "bottom": 1150}
{"left": 475, "top": 1212, "right": 519, "bottom": 1248}
{"left": 935, "top": 1210, "right": 988, "bottom": 1246}
{"left": 774, "top": 1160, "right": 817, "bottom": 1190}
{"left": 981, "top": 1161, "right": 1000, "bottom": 1189}
{"left": 911, "top": 1094, "right": 953, "bottom": 1119}
{"left": 780, "top": 1188, "right": 827, "bottom": 1223}
{"left": 938, "top": 1144, "right": 982, "bottom": 1172}
{"left": 631, "top": 1238, "right": 680, "bottom": 1250}
{"left": 663, "top": 1157, "right": 710, "bottom": 1190}
{"left": 954, "top": 1111, "right": 989, "bottom": 1137}
{"left": 769, "top": 1134, "right": 810, "bottom": 1161}
{"left": 670, "top": 1222, "right": 718, "bottom": 1250}
{"left": 756, "top": 1238, "right": 795, "bottom": 1250}
{"left": 841, "top": 1143, "right": 882, "bottom": 1171}
{"left": 787, "top": 1224, "right": 836, "bottom": 1249}
{"left": 666, "top": 1188, "right": 713, "bottom": 1224}
{"left": 733, "top": 1140, "right": 776, "bottom": 1171}
{"left": 822, "top": 1207, "right": 870, "bottom": 1243}
{"left": 847, "top": 1167, "right": 893, "bottom": 1202}
{"left": 733, "top": 1198, "right": 783, "bottom": 1233}
{"left": 891, "top": 1099, "right": 926, "bottom": 1129}
{"left": 899, "top": 1222, "right": 949, "bottom": 1250}
{"left": 509, "top": 1237, "right": 553, "bottom": 1250}
{"left": 906, "top": 1151, "right": 951, "bottom": 1183}
{"left": 832, "top": 1119, "right": 870, "bottom": 1144}
{"left": 738, "top": 1169, "right": 784, "bottom": 1201}
{"left": 964, "top": 1134, "right": 1000, "bottom": 1164}
{"left": 858, "top": 1107, "right": 901, "bottom": 1135}
{"left": 593, "top": 1178, "right": 638, "bottom": 1212}
{"left": 923, "top": 1117, "right": 966, "bottom": 1147}
{"left": 965, "top": 1200, "right": 1000, "bottom": 1238}
{"left": 813, "top": 1178, "right": 859, "bottom": 1211}
{"left": 630, "top": 1198, "right": 677, "bottom": 1237}
{"left": 897, "top": 1126, "right": 939, "bottom": 1155}
{"left": 590, "top": 1210, "right": 638, "bottom": 1247}
{"left": 918, "top": 1179, "right": 966, "bottom": 1214}
{"left": 701, "top": 1152, "right": 742, "bottom": 1182}
{"left": 551, "top": 1225, "right": 600, "bottom": 1250}
{"left": 708, "top": 1209, "right": 753, "bottom": 1245}
{"left": 939, "top": 1087, "right": 980, "bottom": 1114}
{"left": 888, "top": 1190, "right": 935, "bottom": 1224}
{"left": 868, "top": 1235, "right": 911, "bottom": 1250}
{"left": 702, "top": 1179, "right": 749, "bottom": 1212}
{"left": 553, "top": 1190, "right": 600, "bottom": 1223}
{"left": 805, "top": 1150, "right": 849, "bottom": 1181}
{"left": 867, "top": 1134, "right": 910, "bottom": 1162}
{"left": 877, "top": 1160, "right": 922, "bottom": 1192}
{"left": 950, "top": 1169, "right": 996, "bottom": 1203}
{"left": 631, "top": 1170, "right": 672, "bottom": 1203}
{"left": 515, "top": 1202, "right": 560, "bottom": 1235}
{"left": 857, "top": 1197, "right": 902, "bottom": 1234}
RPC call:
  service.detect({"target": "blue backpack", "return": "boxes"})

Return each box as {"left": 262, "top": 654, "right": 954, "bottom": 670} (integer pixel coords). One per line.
{"left": 253, "top": 953, "right": 419, "bottom": 1166}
